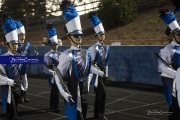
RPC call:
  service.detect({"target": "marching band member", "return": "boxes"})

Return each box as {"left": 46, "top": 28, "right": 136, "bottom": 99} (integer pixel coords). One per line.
{"left": 0, "top": 13, "right": 26, "bottom": 120}
{"left": 158, "top": 9, "right": 180, "bottom": 120}
{"left": 43, "top": 23, "right": 62, "bottom": 112}
{"left": 59, "top": 1, "right": 91, "bottom": 119}
{"left": 15, "top": 20, "right": 30, "bottom": 103}
{"left": 88, "top": 12, "right": 110, "bottom": 120}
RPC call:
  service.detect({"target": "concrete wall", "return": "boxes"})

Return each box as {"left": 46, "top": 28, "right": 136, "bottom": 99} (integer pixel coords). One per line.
{"left": 0, "top": 46, "right": 164, "bottom": 85}
{"left": 108, "top": 46, "right": 163, "bottom": 85}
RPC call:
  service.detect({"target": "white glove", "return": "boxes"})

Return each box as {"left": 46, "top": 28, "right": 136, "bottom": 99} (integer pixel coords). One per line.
{"left": 88, "top": 73, "right": 93, "bottom": 92}
{"left": 91, "top": 65, "right": 104, "bottom": 77}
{"left": 52, "top": 71, "right": 55, "bottom": 76}
{"left": 98, "top": 71, "right": 104, "bottom": 77}
{"left": 62, "top": 91, "right": 71, "bottom": 102}
{"left": 54, "top": 74, "right": 73, "bottom": 103}
{"left": 175, "top": 68, "right": 180, "bottom": 79}
{"left": 6, "top": 78, "right": 14, "bottom": 86}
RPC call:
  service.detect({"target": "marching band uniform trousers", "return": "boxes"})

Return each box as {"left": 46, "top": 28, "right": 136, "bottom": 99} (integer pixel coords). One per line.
{"left": 162, "top": 76, "right": 180, "bottom": 120}
{"left": 79, "top": 81, "right": 88, "bottom": 120}
{"left": 6, "top": 88, "right": 20, "bottom": 120}
{"left": 169, "top": 96, "right": 180, "bottom": 120}
{"left": 50, "top": 82, "right": 59, "bottom": 109}
{"left": 94, "top": 78, "right": 106, "bottom": 117}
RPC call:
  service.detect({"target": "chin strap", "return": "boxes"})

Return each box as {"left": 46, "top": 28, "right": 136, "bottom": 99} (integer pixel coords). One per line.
{"left": 18, "top": 41, "right": 24, "bottom": 44}
{"left": 96, "top": 35, "right": 104, "bottom": 45}
{"left": 98, "top": 39, "right": 104, "bottom": 45}
{"left": 7, "top": 44, "right": 16, "bottom": 54}
{"left": 18, "top": 34, "right": 25, "bottom": 43}
{"left": 172, "top": 33, "right": 180, "bottom": 44}
{"left": 51, "top": 45, "right": 57, "bottom": 52}
{"left": 69, "top": 35, "right": 80, "bottom": 47}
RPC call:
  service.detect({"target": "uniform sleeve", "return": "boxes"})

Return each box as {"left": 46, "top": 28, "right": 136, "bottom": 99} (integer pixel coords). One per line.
{"left": 105, "top": 46, "right": 110, "bottom": 77}
{"left": 0, "top": 64, "right": 14, "bottom": 86}
{"left": 43, "top": 53, "right": 54, "bottom": 75}
{"left": 21, "top": 74, "right": 28, "bottom": 90}
{"left": 57, "top": 51, "right": 70, "bottom": 77}
{"left": 88, "top": 46, "right": 96, "bottom": 64}
{"left": 24, "top": 43, "right": 30, "bottom": 56}
{"left": 91, "top": 65, "right": 104, "bottom": 76}
{"left": 158, "top": 48, "right": 176, "bottom": 78}
{"left": 89, "top": 46, "right": 104, "bottom": 76}
{"left": 56, "top": 51, "right": 72, "bottom": 102}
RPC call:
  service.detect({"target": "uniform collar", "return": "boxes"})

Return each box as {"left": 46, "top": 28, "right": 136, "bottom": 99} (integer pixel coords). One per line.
{"left": 97, "top": 41, "right": 103, "bottom": 46}
{"left": 19, "top": 41, "right": 24, "bottom": 44}
{"left": 71, "top": 45, "right": 81, "bottom": 50}
{"left": 171, "top": 41, "right": 180, "bottom": 46}
{"left": 50, "top": 49, "right": 56, "bottom": 52}
{"left": 8, "top": 50, "right": 16, "bottom": 55}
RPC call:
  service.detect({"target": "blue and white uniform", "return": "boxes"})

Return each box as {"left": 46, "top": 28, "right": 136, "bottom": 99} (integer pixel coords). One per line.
{"left": 17, "top": 42, "right": 30, "bottom": 91}
{"left": 0, "top": 51, "right": 26, "bottom": 112}
{"left": 57, "top": 46, "right": 91, "bottom": 120}
{"left": 88, "top": 42, "right": 110, "bottom": 119}
{"left": 43, "top": 49, "right": 61, "bottom": 110}
{"left": 159, "top": 9, "right": 180, "bottom": 120}
{"left": 0, "top": 14, "right": 28, "bottom": 120}
{"left": 88, "top": 12, "right": 110, "bottom": 119}
{"left": 44, "top": 50, "right": 60, "bottom": 85}
{"left": 158, "top": 41, "right": 179, "bottom": 104}
{"left": 60, "top": 3, "right": 92, "bottom": 119}
{"left": 89, "top": 42, "right": 110, "bottom": 86}
{"left": 15, "top": 20, "right": 31, "bottom": 103}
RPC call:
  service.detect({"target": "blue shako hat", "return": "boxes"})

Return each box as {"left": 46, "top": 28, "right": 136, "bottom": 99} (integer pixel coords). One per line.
{"left": 2, "top": 13, "right": 18, "bottom": 43}
{"left": 47, "top": 23, "right": 58, "bottom": 45}
{"left": 159, "top": 9, "right": 180, "bottom": 33}
{"left": 88, "top": 12, "right": 105, "bottom": 35}
{"left": 15, "top": 20, "right": 25, "bottom": 35}
{"left": 63, "top": 4, "right": 83, "bottom": 35}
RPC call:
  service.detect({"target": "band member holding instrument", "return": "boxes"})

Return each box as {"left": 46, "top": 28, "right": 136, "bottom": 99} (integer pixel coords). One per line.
{"left": 15, "top": 20, "right": 30, "bottom": 103}
{"left": 88, "top": 12, "right": 109, "bottom": 120}
{"left": 158, "top": 9, "right": 180, "bottom": 120}
{"left": 43, "top": 23, "right": 62, "bottom": 112}
{"left": 0, "top": 13, "right": 26, "bottom": 120}
{"left": 59, "top": 1, "right": 92, "bottom": 119}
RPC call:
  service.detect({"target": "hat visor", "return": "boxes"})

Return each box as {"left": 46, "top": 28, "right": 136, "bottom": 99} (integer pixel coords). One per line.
{"left": 9, "top": 40, "right": 18, "bottom": 44}
{"left": 97, "top": 31, "right": 105, "bottom": 35}
{"left": 172, "top": 28, "right": 180, "bottom": 33}
{"left": 69, "top": 30, "right": 83, "bottom": 35}
{"left": 18, "top": 33, "right": 25, "bottom": 36}
{"left": 50, "top": 42, "right": 58, "bottom": 45}
{"left": 72, "top": 34, "right": 83, "bottom": 38}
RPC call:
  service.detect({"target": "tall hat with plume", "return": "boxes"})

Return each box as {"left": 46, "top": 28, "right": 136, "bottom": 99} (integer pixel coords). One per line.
{"left": 2, "top": 13, "right": 18, "bottom": 43}
{"left": 159, "top": 9, "right": 180, "bottom": 33}
{"left": 47, "top": 23, "right": 58, "bottom": 45}
{"left": 60, "top": 0, "right": 71, "bottom": 11}
{"left": 63, "top": 4, "right": 83, "bottom": 36}
{"left": 15, "top": 20, "right": 25, "bottom": 35}
{"left": 88, "top": 12, "right": 105, "bottom": 35}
